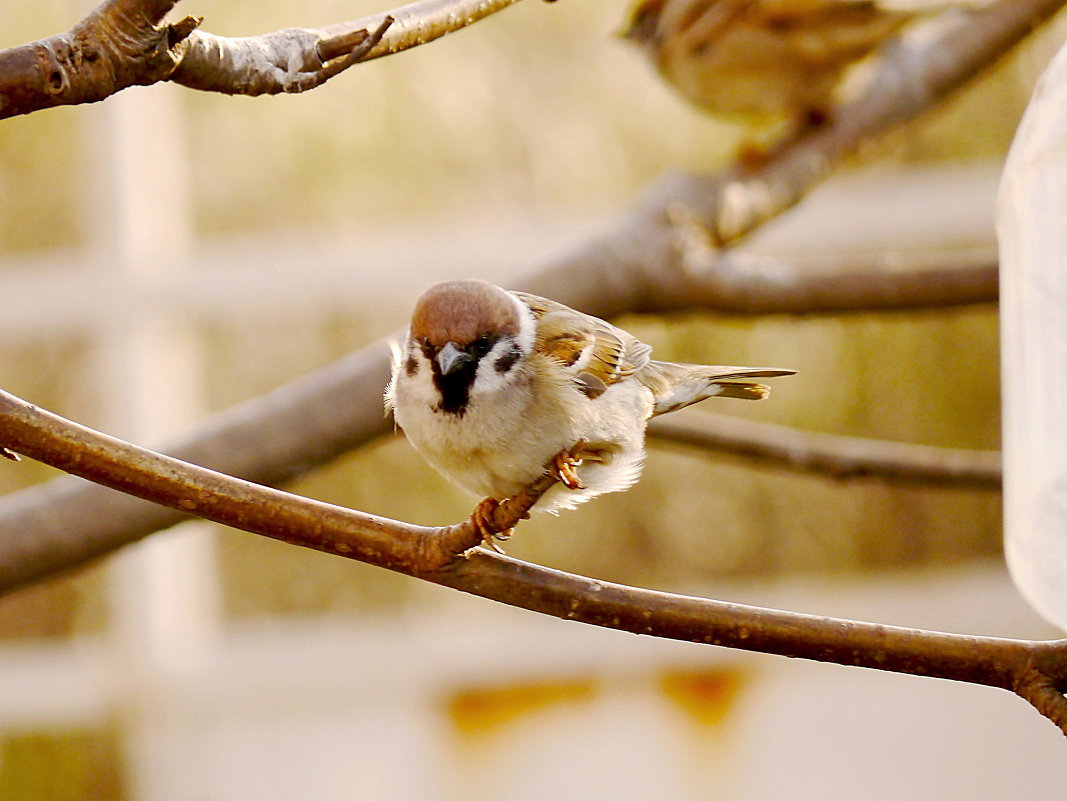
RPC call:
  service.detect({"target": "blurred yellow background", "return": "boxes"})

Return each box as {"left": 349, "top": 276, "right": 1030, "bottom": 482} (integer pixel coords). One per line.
{"left": 0, "top": 0, "right": 1064, "bottom": 798}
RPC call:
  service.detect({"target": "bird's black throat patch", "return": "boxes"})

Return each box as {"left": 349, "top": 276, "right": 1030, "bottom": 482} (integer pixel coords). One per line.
{"left": 432, "top": 361, "right": 478, "bottom": 416}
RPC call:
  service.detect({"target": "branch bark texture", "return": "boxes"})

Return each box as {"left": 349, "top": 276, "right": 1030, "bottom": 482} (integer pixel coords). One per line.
{"left": 0, "top": 0, "right": 526, "bottom": 117}
{"left": 0, "top": 388, "right": 1065, "bottom": 734}
{"left": 0, "top": 0, "right": 197, "bottom": 118}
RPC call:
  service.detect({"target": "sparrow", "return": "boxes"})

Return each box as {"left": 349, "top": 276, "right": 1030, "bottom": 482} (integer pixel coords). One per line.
{"left": 623, "top": 0, "right": 961, "bottom": 129}
{"left": 385, "top": 279, "right": 793, "bottom": 542}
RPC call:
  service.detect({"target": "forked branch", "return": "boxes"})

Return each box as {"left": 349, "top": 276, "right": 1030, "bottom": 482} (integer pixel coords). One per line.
{"left": 0, "top": 387, "right": 1064, "bottom": 734}
{"left": 0, "top": 0, "right": 528, "bottom": 118}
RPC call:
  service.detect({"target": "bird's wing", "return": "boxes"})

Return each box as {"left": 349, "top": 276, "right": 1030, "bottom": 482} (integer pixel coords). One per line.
{"left": 512, "top": 292, "right": 652, "bottom": 399}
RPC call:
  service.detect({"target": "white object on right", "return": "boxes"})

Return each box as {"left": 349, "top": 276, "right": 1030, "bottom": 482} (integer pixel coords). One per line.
{"left": 998, "top": 37, "right": 1067, "bottom": 632}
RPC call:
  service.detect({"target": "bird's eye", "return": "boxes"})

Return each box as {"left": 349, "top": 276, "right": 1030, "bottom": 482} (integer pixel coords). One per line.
{"left": 469, "top": 335, "right": 494, "bottom": 357}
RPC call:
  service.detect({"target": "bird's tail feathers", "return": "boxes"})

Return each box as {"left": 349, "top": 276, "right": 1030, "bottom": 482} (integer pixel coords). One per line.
{"left": 645, "top": 362, "right": 794, "bottom": 416}
{"left": 714, "top": 382, "right": 772, "bottom": 401}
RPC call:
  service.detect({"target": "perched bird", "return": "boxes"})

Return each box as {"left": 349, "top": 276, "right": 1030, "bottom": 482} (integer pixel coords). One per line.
{"left": 623, "top": 0, "right": 953, "bottom": 129}
{"left": 385, "top": 280, "right": 793, "bottom": 540}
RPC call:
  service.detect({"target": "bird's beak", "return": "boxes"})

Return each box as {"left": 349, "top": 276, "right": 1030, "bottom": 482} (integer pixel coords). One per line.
{"left": 436, "top": 341, "right": 474, "bottom": 376}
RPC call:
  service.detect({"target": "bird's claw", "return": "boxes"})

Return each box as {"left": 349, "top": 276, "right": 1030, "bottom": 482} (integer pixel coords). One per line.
{"left": 0, "top": 447, "right": 19, "bottom": 462}
{"left": 470, "top": 497, "right": 513, "bottom": 553}
{"left": 552, "top": 439, "right": 591, "bottom": 491}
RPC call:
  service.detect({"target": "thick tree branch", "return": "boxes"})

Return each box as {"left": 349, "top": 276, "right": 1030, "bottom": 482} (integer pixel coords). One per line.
{"left": 649, "top": 410, "right": 1001, "bottom": 489}
{"left": 0, "top": 0, "right": 198, "bottom": 118}
{"left": 0, "top": 387, "right": 1064, "bottom": 734}
{"left": 0, "top": 0, "right": 528, "bottom": 117}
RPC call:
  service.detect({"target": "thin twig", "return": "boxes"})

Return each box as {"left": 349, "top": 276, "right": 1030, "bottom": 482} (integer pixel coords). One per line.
{"left": 318, "top": 0, "right": 528, "bottom": 62}
{"left": 170, "top": 16, "right": 400, "bottom": 95}
{"left": 1, "top": 387, "right": 1066, "bottom": 734}
{"left": 649, "top": 411, "right": 1001, "bottom": 489}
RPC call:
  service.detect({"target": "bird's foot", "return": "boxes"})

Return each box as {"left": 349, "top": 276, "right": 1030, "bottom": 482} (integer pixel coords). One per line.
{"left": 551, "top": 439, "right": 607, "bottom": 491}
{"left": 470, "top": 497, "right": 513, "bottom": 553}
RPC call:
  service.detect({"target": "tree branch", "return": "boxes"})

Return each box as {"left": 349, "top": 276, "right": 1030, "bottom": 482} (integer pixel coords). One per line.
{"left": 637, "top": 241, "right": 999, "bottom": 317}
{"left": 648, "top": 410, "right": 1001, "bottom": 489}
{"left": 168, "top": 15, "right": 395, "bottom": 95}
{"left": 170, "top": 0, "right": 532, "bottom": 95}
{"left": 317, "top": 0, "right": 528, "bottom": 63}
{"left": 0, "top": 0, "right": 1026, "bottom": 591}
{"left": 0, "top": 0, "right": 198, "bottom": 118}
{"left": 0, "top": 244, "right": 999, "bottom": 592}
{"left": 0, "top": 387, "right": 1064, "bottom": 734}
{"left": 0, "top": 0, "right": 529, "bottom": 117}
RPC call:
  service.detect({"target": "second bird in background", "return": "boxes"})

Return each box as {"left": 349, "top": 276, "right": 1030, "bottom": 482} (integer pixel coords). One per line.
{"left": 623, "top": 0, "right": 975, "bottom": 135}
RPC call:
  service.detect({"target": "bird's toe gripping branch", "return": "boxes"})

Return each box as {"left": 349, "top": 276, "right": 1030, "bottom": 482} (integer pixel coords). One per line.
{"left": 551, "top": 438, "right": 609, "bottom": 491}
{"left": 442, "top": 440, "right": 594, "bottom": 561}
{"left": 470, "top": 497, "right": 512, "bottom": 553}
{"left": 552, "top": 449, "right": 585, "bottom": 491}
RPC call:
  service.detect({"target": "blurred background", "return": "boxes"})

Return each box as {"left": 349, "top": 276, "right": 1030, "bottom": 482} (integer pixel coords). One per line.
{"left": 0, "top": 0, "right": 1066, "bottom": 797}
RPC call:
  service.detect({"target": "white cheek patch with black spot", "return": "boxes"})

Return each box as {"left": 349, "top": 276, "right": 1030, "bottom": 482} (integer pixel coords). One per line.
{"left": 494, "top": 342, "right": 522, "bottom": 374}
{"left": 470, "top": 337, "right": 526, "bottom": 397}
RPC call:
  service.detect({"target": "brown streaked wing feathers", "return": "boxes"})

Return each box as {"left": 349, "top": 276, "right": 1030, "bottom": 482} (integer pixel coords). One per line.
{"left": 512, "top": 291, "right": 652, "bottom": 399}
{"left": 511, "top": 291, "right": 794, "bottom": 409}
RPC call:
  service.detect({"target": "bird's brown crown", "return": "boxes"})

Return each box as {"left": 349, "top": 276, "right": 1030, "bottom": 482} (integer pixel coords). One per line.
{"left": 409, "top": 280, "right": 521, "bottom": 348}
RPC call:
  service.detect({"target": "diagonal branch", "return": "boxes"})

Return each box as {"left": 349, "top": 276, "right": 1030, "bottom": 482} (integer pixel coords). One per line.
{"left": 0, "top": 387, "right": 1065, "bottom": 735}
{"left": 648, "top": 410, "right": 1002, "bottom": 489}
{"left": 668, "top": 0, "right": 1067, "bottom": 246}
